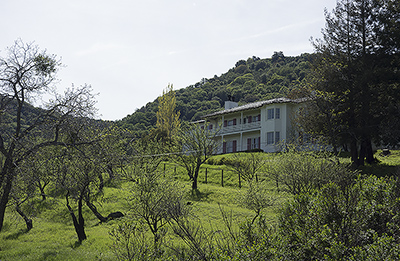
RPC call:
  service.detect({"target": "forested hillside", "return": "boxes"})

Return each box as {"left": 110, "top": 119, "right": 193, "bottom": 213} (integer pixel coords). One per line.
{"left": 0, "top": 95, "right": 45, "bottom": 136}
{"left": 0, "top": 95, "right": 112, "bottom": 138}
{"left": 117, "top": 52, "right": 314, "bottom": 135}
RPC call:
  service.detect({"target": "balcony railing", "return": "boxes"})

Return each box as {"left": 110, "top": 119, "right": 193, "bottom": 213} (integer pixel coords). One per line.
{"left": 220, "top": 121, "right": 261, "bottom": 135}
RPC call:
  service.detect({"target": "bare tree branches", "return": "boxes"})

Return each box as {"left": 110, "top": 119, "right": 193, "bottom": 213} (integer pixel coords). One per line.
{"left": 0, "top": 39, "right": 98, "bottom": 232}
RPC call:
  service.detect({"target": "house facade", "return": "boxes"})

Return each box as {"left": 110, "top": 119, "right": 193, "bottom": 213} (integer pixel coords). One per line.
{"left": 201, "top": 97, "right": 305, "bottom": 154}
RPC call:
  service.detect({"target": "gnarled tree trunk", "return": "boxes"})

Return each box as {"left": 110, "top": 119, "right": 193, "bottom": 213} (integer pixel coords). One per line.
{"left": 85, "top": 200, "right": 107, "bottom": 223}
{"left": 66, "top": 192, "right": 87, "bottom": 242}
{"left": 0, "top": 172, "right": 13, "bottom": 232}
{"left": 15, "top": 204, "right": 33, "bottom": 231}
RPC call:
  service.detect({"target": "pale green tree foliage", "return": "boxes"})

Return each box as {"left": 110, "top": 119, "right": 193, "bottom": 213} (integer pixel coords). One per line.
{"left": 239, "top": 180, "right": 275, "bottom": 226}
{"left": 128, "top": 170, "right": 187, "bottom": 249}
{"left": 155, "top": 84, "right": 181, "bottom": 144}
{"left": 277, "top": 175, "right": 400, "bottom": 260}
{"left": 109, "top": 221, "right": 153, "bottom": 261}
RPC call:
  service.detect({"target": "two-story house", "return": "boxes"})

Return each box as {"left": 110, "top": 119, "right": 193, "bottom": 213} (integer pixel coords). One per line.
{"left": 201, "top": 97, "right": 305, "bottom": 154}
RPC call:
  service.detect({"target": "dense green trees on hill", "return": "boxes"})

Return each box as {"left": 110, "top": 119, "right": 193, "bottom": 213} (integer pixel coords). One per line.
{"left": 117, "top": 52, "right": 313, "bottom": 136}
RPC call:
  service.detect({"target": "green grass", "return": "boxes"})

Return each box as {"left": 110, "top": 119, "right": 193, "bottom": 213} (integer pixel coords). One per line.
{"left": 359, "top": 149, "right": 400, "bottom": 177}
{"left": 0, "top": 176, "right": 279, "bottom": 260}
{"left": 1, "top": 150, "right": 399, "bottom": 260}
{"left": 337, "top": 149, "right": 400, "bottom": 177}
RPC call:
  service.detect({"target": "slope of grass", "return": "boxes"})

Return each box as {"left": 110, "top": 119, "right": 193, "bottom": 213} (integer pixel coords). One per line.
{"left": 0, "top": 174, "right": 281, "bottom": 260}
{"left": 0, "top": 150, "right": 398, "bottom": 260}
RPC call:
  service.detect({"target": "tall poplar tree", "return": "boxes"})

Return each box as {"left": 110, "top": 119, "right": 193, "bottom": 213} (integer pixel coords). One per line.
{"left": 154, "top": 84, "right": 181, "bottom": 144}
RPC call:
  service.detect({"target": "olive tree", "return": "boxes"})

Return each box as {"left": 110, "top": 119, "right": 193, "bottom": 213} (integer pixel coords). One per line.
{"left": 0, "top": 39, "right": 97, "bottom": 232}
{"left": 174, "top": 123, "right": 221, "bottom": 190}
{"left": 269, "top": 150, "right": 356, "bottom": 195}
{"left": 128, "top": 170, "right": 187, "bottom": 249}
{"left": 225, "top": 152, "right": 266, "bottom": 187}
{"left": 130, "top": 139, "right": 187, "bottom": 246}
{"left": 110, "top": 138, "right": 189, "bottom": 258}
{"left": 9, "top": 160, "right": 37, "bottom": 231}
{"left": 54, "top": 123, "right": 128, "bottom": 242}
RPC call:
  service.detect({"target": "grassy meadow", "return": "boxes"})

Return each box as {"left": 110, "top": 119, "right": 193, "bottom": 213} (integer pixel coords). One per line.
{"left": 0, "top": 150, "right": 398, "bottom": 260}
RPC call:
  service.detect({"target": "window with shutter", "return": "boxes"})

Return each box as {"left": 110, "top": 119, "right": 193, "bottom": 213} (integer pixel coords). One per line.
{"left": 267, "top": 132, "right": 274, "bottom": 145}
{"left": 275, "top": 108, "right": 280, "bottom": 119}
{"left": 267, "top": 109, "right": 274, "bottom": 120}
{"left": 275, "top": 131, "right": 280, "bottom": 143}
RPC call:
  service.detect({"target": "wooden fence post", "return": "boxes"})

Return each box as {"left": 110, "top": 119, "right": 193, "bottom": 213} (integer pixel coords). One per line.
{"left": 164, "top": 163, "right": 166, "bottom": 177}
{"left": 221, "top": 169, "right": 224, "bottom": 187}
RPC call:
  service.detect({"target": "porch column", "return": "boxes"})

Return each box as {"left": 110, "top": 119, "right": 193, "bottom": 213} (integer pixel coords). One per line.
{"left": 240, "top": 132, "right": 243, "bottom": 152}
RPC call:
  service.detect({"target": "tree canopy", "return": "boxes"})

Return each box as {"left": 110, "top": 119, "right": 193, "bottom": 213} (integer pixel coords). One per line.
{"left": 297, "top": 0, "right": 400, "bottom": 166}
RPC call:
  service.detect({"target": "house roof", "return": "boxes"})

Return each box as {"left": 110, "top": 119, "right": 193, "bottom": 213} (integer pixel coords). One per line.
{"left": 202, "top": 97, "right": 306, "bottom": 118}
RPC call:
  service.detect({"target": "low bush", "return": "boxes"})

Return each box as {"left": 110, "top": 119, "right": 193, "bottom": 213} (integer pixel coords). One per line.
{"left": 269, "top": 151, "right": 357, "bottom": 195}
{"left": 275, "top": 175, "right": 400, "bottom": 260}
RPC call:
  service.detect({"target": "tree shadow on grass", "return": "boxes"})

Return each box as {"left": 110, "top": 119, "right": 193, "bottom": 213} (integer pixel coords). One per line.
{"left": 5, "top": 228, "right": 30, "bottom": 240}
{"left": 360, "top": 162, "right": 398, "bottom": 178}
{"left": 41, "top": 250, "right": 60, "bottom": 260}
{"left": 70, "top": 240, "right": 82, "bottom": 249}
{"left": 189, "top": 189, "right": 213, "bottom": 202}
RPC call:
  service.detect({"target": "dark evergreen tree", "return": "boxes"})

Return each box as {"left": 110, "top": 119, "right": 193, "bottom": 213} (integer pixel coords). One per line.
{"left": 303, "top": 0, "right": 400, "bottom": 166}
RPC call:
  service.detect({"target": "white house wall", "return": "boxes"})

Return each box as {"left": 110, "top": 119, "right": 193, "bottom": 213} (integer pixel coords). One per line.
{"left": 259, "top": 103, "right": 285, "bottom": 152}
{"left": 202, "top": 98, "right": 304, "bottom": 154}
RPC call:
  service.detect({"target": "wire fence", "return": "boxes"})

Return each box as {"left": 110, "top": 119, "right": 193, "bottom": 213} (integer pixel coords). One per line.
{"left": 161, "top": 163, "right": 262, "bottom": 188}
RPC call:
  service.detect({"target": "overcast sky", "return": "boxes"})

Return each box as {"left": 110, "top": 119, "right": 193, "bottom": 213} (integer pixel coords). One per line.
{"left": 1, "top": 0, "right": 336, "bottom": 120}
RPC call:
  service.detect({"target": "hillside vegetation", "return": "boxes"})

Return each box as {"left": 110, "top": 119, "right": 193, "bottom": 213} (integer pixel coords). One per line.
{"left": 117, "top": 52, "right": 313, "bottom": 136}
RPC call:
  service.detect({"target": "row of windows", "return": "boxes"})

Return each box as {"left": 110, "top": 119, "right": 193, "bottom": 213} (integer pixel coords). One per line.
{"left": 223, "top": 137, "right": 260, "bottom": 153}
{"left": 223, "top": 108, "right": 280, "bottom": 127}
{"left": 223, "top": 115, "right": 260, "bottom": 127}
{"left": 223, "top": 133, "right": 280, "bottom": 153}
{"left": 243, "top": 115, "right": 261, "bottom": 124}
